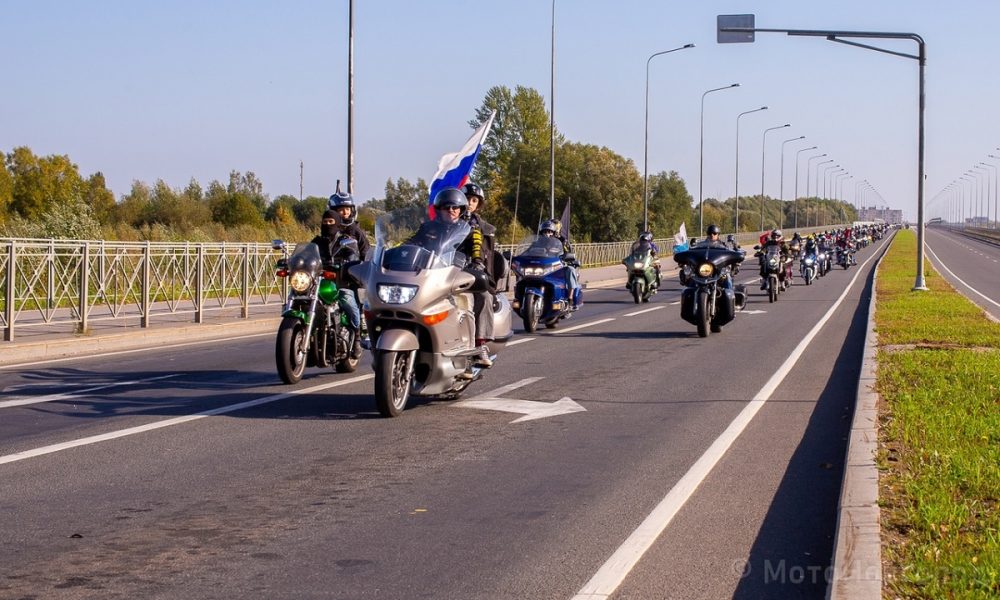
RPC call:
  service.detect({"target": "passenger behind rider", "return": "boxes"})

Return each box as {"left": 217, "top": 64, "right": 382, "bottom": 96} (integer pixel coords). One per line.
{"left": 311, "top": 203, "right": 366, "bottom": 358}
{"left": 539, "top": 219, "right": 582, "bottom": 310}
{"left": 461, "top": 182, "right": 498, "bottom": 369}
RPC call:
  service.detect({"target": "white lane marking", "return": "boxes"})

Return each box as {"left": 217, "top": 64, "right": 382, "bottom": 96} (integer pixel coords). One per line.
{"left": 0, "top": 374, "right": 374, "bottom": 466}
{"left": 623, "top": 306, "right": 664, "bottom": 317}
{"left": 0, "top": 375, "right": 178, "bottom": 409}
{"left": 0, "top": 332, "right": 273, "bottom": 370}
{"left": 506, "top": 337, "right": 536, "bottom": 347}
{"left": 925, "top": 245, "right": 1000, "bottom": 311}
{"left": 553, "top": 318, "right": 615, "bottom": 334}
{"left": 669, "top": 301, "right": 680, "bottom": 306}
{"left": 571, "top": 239, "right": 888, "bottom": 600}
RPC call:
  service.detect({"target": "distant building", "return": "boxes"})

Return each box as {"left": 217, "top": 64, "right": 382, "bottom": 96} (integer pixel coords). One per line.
{"left": 858, "top": 207, "right": 903, "bottom": 225}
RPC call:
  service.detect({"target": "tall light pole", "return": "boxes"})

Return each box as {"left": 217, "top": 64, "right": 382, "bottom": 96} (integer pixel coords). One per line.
{"left": 549, "top": 0, "right": 556, "bottom": 219}
{"left": 698, "top": 82, "right": 739, "bottom": 234}
{"left": 735, "top": 106, "right": 768, "bottom": 232}
{"left": 813, "top": 159, "right": 834, "bottom": 198}
{"left": 806, "top": 156, "right": 831, "bottom": 198}
{"left": 759, "top": 124, "right": 791, "bottom": 231}
{"left": 776, "top": 135, "right": 804, "bottom": 229}
{"left": 974, "top": 166, "right": 989, "bottom": 226}
{"left": 347, "top": 0, "right": 355, "bottom": 193}
{"left": 824, "top": 166, "right": 843, "bottom": 200}
{"left": 642, "top": 43, "right": 696, "bottom": 231}
{"left": 960, "top": 175, "right": 974, "bottom": 228}
{"left": 988, "top": 154, "right": 1000, "bottom": 228}
{"left": 794, "top": 148, "right": 819, "bottom": 228}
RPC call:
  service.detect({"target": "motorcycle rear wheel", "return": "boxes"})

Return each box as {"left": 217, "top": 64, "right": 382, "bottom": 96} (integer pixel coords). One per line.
{"left": 276, "top": 317, "right": 308, "bottom": 384}
{"left": 696, "top": 289, "right": 710, "bottom": 338}
{"left": 373, "top": 349, "right": 413, "bottom": 418}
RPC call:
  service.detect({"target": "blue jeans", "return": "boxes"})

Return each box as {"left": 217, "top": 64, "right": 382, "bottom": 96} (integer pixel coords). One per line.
{"left": 338, "top": 289, "right": 361, "bottom": 329}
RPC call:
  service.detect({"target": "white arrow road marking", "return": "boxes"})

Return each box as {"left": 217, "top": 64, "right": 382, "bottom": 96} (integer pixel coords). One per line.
{"left": 623, "top": 306, "right": 664, "bottom": 317}
{"left": 0, "top": 375, "right": 179, "bottom": 409}
{"left": 454, "top": 377, "right": 586, "bottom": 423}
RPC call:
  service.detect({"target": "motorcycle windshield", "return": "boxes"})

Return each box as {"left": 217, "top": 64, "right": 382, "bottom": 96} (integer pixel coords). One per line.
{"left": 374, "top": 204, "right": 471, "bottom": 272}
{"left": 288, "top": 242, "right": 322, "bottom": 274}
{"left": 629, "top": 240, "right": 654, "bottom": 257}
{"left": 515, "top": 235, "right": 564, "bottom": 260}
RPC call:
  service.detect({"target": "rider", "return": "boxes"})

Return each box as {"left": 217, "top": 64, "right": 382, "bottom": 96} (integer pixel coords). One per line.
{"left": 757, "top": 229, "right": 791, "bottom": 290}
{"left": 694, "top": 224, "right": 738, "bottom": 293}
{"left": 461, "top": 182, "right": 498, "bottom": 369}
{"left": 539, "top": 219, "right": 581, "bottom": 310}
{"left": 311, "top": 207, "right": 364, "bottom": 358}
{"left": 637, "top": 230, "right": 661, "bottom": 288}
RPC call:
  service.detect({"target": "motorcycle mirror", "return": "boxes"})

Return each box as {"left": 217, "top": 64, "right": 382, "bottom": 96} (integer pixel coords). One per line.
{"left": 271, "top": 239, "right": 285, "bottom": 250}
{"left": 753, "top": 245, "right": 761, "bottom": 250}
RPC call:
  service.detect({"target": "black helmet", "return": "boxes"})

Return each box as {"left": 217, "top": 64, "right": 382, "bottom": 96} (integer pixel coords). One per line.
{"left": 639, "top": 231, "right": 653, "bottom": 242}
{"left": 770, "top": 229, "right": 783, "bottom": 241}
{"left": 328, "top": 191, "right": 357, "bottom": 225}
{"left": 539, "top": 219, "right": 560, "bottom": 236}
{"left": 320, "top": 209, "right": 344, "bottom": 238}
{"left": 432, "top": 187, "right": 468, "bottom": 219}
{"left": 461, "top": 182, "right": 484, "bottom": 207}
{"left": 707, "top": 224, "right": 721, "bottom": 236}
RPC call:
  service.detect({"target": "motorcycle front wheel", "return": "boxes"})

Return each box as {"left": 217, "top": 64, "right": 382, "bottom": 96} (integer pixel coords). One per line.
{"left": 373, "top": 349, "right": 413, "bottom": 418}
{"left": 276, "top": 317, "right": 308, "bottom": 384}
{"left": 768, "top": 276, "right": 778, "bottom": 303}
{"left": 631, "top": 280, "right": 642, "bottom": 304}
{"left": 696, "top": 288, "right": 710, "bottom": 338}
{"left": 522, "top": 295, "right": 542, "bottom": 333}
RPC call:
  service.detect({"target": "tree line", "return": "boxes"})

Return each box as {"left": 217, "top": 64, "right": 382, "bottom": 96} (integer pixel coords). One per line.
{"left": 0, "top": 84, "right": 856, "bottom": 243}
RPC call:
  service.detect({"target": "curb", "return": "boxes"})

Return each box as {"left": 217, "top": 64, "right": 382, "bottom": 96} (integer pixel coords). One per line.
{"left": 826, "top": 234, "right": 890, "bottom": 599}
{"left": 0, "top": 317, "right": 280, "bottom": 367}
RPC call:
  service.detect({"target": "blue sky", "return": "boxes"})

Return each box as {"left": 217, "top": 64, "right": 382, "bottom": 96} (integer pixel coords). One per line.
{"left": 3, "top": 0, "right": 995, "bottom": 221}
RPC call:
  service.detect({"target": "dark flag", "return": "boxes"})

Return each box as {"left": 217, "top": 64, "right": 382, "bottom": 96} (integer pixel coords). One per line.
{"left": 559, "top": 197, "right": 571, "bottom": 242}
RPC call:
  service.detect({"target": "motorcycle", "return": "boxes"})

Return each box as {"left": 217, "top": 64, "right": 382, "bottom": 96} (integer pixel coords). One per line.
{"left": 273, "top": 237, "right": 363, "bottom": 384}
{"left": 349, "top": 205, "right": 513, "bottom": 417}
{"left": 800, "top": 250, "right": 818, "bottom": 285}
{"left": 509, "top": 235, "right": 579, "bottom": 332}
{"left": 673, "top": 245, "right": 746, "bottom": 337}
{"left": 622, "top": 240, "right": 659, "bottom": 304}
{"left": 755, "top": 245, "right": 786, "bottom": 303}
{"left": 836, "top": 243, "right": 856, "bottom": 269}
{"left": 817, "top": 246, "right": 833, "bottom": 276}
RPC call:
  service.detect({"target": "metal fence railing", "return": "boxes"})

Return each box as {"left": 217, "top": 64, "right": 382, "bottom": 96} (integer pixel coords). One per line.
{"left": 2, "top": 225, "right": 848, "bottom": 341}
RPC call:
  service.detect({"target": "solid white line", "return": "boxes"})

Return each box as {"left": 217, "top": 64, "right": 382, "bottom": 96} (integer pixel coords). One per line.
{"left": 0, "top": 374, "right": 178, "bottom": 409}
{"left": 623, "top": 306, "right": 665, "bottom": 317}
{"left": 571, "top": 239, "right": 888, "bottom": 600}
{"left": 0, "top": 374, "right": 374, "bottom": 466}
{"left": 553, "top": 318, "right": 616, "bottom": 334}
{"left": 669, "top": 301, "right": 680, "bottom": 306}
{"left": 506, "top": 337, "right": 536, "bottom": 347}
{"left": 925, "top": 244, "right": 1000, "bottom": 310}
{"left": 0, "top": 332, "right": 273, "bottom": 370}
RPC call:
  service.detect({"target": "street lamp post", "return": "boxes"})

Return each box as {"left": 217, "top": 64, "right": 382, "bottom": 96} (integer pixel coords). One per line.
{"left": 759, "top": 124, "right": 791, "bottom": 231}
{"left": 794, "top": 148, "right": 819, "bottom": 228}
{"left": 988, "top": 154, "right": 1000, "bottom": 228}
{"left": 698, "top": 83, "right": 740, "bottom": 234}
{"left": 735, "top": 106, "right": 768, "bottom": 232}
{"left": 959, "top": 175, "right": 974, "bottom": 228}
{"left": 824, "top": 166, "right": 843, "bottom": 200}
{"left": 642, "top": 43, "right": 696, "bottom": 231}
{"left": 778, "top": 135, "right": 805, "bottom": 229}
{"left": 974, "top": 166, "right": 989, "bottom": 227}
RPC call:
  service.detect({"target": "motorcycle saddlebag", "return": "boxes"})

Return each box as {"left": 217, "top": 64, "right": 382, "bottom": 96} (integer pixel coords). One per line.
{"left": 680, "top": 287, "right": 698, "bottom": 326}
{"left": 714, "top": 287, "right": 737, "bottom": 326}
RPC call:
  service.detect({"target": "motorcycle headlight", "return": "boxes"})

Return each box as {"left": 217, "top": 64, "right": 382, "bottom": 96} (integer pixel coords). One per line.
{"left": 768, "top": 258, "right": 779, "bottom": 268}
{"left": 377, "top": 283, "right": 419, "bottom": 304}
{"left": 289, "top": 271, "right": 313, "bottom": 293}
{"left": 804, "top": 257, "right": 814, "bottom": 265}
{"left": 633, "top": 261, "right": 644, "bottom": 269}
{"left": 698, "top": 263, "right": 714, "bottom": 277}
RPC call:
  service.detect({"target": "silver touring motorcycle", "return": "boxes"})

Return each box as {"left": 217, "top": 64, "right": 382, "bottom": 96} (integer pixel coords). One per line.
{"left": 351, "top": 205, "right": 513, "bottom": 417}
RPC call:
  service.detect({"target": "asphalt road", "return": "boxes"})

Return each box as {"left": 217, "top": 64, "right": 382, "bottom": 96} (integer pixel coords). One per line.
{"left": 925, "top": 227, "right": 1000, "bottom": 321}
{"left": 0, "top": 234, "right": 893, "bottom": 600}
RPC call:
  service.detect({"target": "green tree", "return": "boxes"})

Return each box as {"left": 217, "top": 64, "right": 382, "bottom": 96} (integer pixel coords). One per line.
{"left": 382, "top": 177, "right": 429, "bottom": 212}
{"left": 6, "top": 147, "right": 85, "bottom": 219}
{"left": 552, "top": 142, "right": 642, "bottom": 242}
{"left": 83, "top": 172, "right": 116, "bottom": 225}
{"left": 0, "top": 151, "right": 12, "bottom": 222}
{"left": 646, "top": 171, "right": 693, "bottom": 239}
{"left": 116, "top": 180, "right": 153, "bottom": 227}
{"left": 293, "top": 195, "right": 328, "bottom": 229}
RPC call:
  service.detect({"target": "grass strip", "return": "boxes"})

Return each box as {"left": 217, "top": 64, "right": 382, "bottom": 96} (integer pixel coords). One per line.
{"left": 877, "top": 229, "right": 1000, "bottom": 598}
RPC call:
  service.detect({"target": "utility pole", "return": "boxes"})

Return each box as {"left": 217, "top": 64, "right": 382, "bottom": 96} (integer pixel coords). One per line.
{"left": 299, "top": 160, "right": 304, "bottom": 202}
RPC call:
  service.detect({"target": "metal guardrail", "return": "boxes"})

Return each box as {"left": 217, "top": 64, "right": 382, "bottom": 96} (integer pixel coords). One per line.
{"left": 2, "top": 225, "right": 846, "bottom": 341}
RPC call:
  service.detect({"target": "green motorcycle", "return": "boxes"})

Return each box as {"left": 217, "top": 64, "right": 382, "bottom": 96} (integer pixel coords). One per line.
{"left": 273, "top": 237, "right": 363, "bottom": 384}
{"left": 622, "top": 240, "right": 660, "bottom": 304}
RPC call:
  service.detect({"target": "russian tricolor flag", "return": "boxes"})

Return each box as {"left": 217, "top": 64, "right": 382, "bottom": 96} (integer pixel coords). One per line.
{"left": 428, "top": 111, "right": 497, "bottom": 214}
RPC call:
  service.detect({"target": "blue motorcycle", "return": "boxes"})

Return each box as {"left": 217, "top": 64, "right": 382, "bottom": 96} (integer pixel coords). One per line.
{"left": 509, "top": 235, "right": 579, "bottom": 333}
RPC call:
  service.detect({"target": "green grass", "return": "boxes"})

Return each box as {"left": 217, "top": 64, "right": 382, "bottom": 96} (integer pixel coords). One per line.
{"left": 877, "top": 229, "right": 1000, "bottom": 598}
